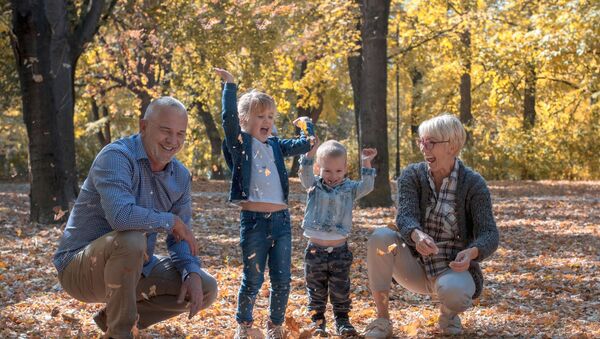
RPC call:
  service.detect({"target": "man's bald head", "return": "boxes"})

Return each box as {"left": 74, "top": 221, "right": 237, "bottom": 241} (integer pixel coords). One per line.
{"left": 143, "top": 96, "right": 187, "bottom": 120}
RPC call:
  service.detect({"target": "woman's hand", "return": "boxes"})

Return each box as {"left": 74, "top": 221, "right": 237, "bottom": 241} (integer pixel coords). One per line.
{"left": 214, "top": 67, "right": 235, "bottom": 83}
{"left": 411, "top": 229, "right": 439, "bottom": 256}
{"left": 449, "top": 247, "right": 479, "bottom": 272}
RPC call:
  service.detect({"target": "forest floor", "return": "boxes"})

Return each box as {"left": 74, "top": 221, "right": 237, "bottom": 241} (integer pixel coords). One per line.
{"left": 0, "top": 179, "right": 598, "bottom": 338}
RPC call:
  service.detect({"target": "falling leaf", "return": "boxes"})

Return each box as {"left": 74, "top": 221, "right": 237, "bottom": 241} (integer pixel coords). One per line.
{"left": 141, "top": 292, "right": 149, "bottom": 300}
{"left": 238, "top": 134, "right": 243, "bottom": 144}
{"left": 53, "top": 206, "right": 66, "bottom": 221}
{"left": 265, "top": 168, "right": 271, "bottom": 176}
{"left": 255, "top": 263, "right": 260, "bottom": 273}
{"left": 107, "top": 283, "right": 122, "bottom": 289}
{"left": 248, "top": 253, "right": 256, "bottom": 260}
{"left": 149, "top": 285, "right": 157, "bottom": 297}
{"left": 32, "top": 74, "right": 43, "bottom": 82}
{"left": 376, "top": 248, "right": 386, "bottom": 256}
{"left": 388, "top": 243, "right": 397, "bottom": 253}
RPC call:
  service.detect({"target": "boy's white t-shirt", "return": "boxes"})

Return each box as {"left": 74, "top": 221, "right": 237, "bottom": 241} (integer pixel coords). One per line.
{"left": 303, "top": 228, "right": 347, "bottom": 241}
{"left": 247, "top": 137, "right": 286, "bottom": 205}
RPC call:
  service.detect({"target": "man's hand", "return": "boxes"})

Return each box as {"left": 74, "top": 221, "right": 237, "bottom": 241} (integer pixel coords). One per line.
{"left": 172, "top": 216, "right": 198, "bottom": 256}
{"left": 177, "top": 273, "right": 204, "bottom": 319}
{"left": 361, "top": 148, "right": 378, "bottom": 168}
{"left": 411, "top": 229, "right": 439, "bottom": 256}
{"left": 449, "top": 247, "right": 478, "bottom": 272}
{"left": 214, "top": 67, "right": 235, "bottom": 83}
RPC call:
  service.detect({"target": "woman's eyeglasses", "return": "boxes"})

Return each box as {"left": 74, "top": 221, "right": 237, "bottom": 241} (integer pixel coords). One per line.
{"left": 417, "top": 138, "right": 449, "bottom": 151}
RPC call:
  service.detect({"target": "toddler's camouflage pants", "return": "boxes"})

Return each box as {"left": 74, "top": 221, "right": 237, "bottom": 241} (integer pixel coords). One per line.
{"left": 304, "top": 241, "right": 353, "bottom": 317}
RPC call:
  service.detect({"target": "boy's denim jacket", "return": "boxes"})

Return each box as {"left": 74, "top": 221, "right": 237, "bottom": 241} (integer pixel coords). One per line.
{"left": 299, "top": 155, "right": 376, "bottom": 236}
{"left": 221, "top": 83, "right": 313, "bottom": 204}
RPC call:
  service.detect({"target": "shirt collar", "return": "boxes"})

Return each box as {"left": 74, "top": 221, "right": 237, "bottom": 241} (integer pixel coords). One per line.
{"left": 316, "top": 177, "right": 348, "bottom": 191}
{"left": 427, "top": 157, "right": 459, "bottom": 190}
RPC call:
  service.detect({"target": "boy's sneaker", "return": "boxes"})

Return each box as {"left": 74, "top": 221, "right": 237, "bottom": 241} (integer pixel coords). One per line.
{"left": 363, "top": 318, "right": 393, "bottom": 339}
{"left": 266, "top": 320, "right": 286, "bottom": 339}
{"left": 234, "top": 323, "right": 253, "bottom": 339}
{"left": 334, "top": 316, "right": 358, "bottom": 337}
{"left": 311, "top": 317, "right": 327, "bottom": 337}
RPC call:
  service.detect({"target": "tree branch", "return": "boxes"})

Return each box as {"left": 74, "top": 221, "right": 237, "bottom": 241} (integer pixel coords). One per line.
{"left": 70, "top": 0, "right": 108, "bottom": 60}
{"left": 388, "top": 22, "right": 461, "bottom": 59}
{"left": 537, "top": 77, "right": 580, "bottom": 89}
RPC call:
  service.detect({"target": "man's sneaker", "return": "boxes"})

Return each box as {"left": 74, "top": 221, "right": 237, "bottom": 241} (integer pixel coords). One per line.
{"left": 438, "top": 312, "right": 463, "bottom": 335}
{"left": 311, "top": 317, "right": 327, "bottom": 337}
{"left": 266, "top": 320, "right": 286, "bottom": 339}
{"left": 92, "top": 308, "right": 108, "bottom": 333}
{"left": 363, "top": 318, "right": 393, "bottom": 339}
{"left": 335, "top": 317, "right": 358, "bottom": 337}
{"left": 234, "top": 322, "right": 253, "bottom": 339}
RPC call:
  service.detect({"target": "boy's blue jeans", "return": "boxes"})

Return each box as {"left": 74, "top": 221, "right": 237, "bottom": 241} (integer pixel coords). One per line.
{"left": 236, "top": 209, "right": 292, "bottom": 326}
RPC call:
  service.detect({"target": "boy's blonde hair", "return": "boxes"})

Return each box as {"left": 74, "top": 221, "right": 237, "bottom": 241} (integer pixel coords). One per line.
{"left": 316, "top": 140, "right": 347, "bottom": 165}
{"left": 237, "top": 90, "right": 276, "bottom": 131}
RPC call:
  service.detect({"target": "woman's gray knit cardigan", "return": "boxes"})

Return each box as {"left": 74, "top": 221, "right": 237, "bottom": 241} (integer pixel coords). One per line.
{"left": 396, "top": 160, "right": 499, "bottom": 299}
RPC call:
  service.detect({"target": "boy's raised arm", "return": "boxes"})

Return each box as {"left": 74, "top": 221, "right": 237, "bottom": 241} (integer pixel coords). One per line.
{"left": 354, "top": 148, "right": 377, "bottom": 200}
{"left": 215, "top": 68, "right": 240, "bottom": 148}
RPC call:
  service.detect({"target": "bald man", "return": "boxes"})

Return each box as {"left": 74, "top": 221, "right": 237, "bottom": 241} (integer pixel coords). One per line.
{"left": 54, "top": 97, "right": 218, "bottom": 338}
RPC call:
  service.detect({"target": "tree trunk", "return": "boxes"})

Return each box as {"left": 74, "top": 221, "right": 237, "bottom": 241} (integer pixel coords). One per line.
{"left": 289, "top": 60, "right": 323, "bottom": 177}
{"left": 409, "top": 66, "right": 423, "bottom": 157}
{"left": 91, "top": 97, "right": 111, "bottom": 147}
{"left": 139, "top": 91, "right": 153, "bottom": 119}
{"left": 459, "top": 29, "right": 473, "bottom": 130}
{"left": 195, "top": 102, "right": 225, "bottom": 180}
{"left": 523, "top": 62, "right": 536, "bottom": 129}
{"left": 11, "top": 0, "right": 110, "bottom": 223}
{"left": 348, "top": 52, "right": 362, "bottom": 175}
{"left": 357, "top": 0, "right": 393, "bottom": 207}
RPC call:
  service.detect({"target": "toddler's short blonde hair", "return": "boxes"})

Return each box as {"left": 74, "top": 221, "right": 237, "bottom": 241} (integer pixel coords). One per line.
{"left": 316, "top": 140, "right": 347, "bottom": 165}
{"left": 237, "top": 90, "right": 276, "bottom": 131}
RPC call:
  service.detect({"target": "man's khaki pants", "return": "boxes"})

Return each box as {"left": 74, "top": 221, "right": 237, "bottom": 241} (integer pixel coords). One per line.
{"left": 58, "top": 231, "right": 218, "bottom": 338}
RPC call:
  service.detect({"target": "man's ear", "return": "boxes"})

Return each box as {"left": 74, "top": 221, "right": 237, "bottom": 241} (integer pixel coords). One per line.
{"left": 139, "top": 119, "right": 147, "bottom": 134}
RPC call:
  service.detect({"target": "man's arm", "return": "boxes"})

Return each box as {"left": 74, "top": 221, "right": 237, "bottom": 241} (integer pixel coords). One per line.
{"left": 167, "top": 176, "right": 202, "bottom": 281}
{"left": 92, "top": 149, "right": 175, "bottom": 232}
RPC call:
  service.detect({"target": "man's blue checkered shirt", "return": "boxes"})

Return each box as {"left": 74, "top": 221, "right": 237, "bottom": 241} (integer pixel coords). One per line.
{"left": 53, "top": 134, "right": 201, "bottom": 279}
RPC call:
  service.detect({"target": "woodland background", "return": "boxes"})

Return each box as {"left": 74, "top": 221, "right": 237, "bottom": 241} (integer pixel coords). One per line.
{"left": 0, "top": 0, "right": 598, "bottom": 337}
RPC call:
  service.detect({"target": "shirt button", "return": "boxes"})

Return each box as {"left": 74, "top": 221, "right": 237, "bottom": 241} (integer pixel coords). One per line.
{"left": 150, "top": 191, "right": 153, "bottom": 195}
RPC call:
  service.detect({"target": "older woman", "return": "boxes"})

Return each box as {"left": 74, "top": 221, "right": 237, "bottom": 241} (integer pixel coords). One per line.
{"left": 363, "top": 114, "right": 499, "bottom": 337}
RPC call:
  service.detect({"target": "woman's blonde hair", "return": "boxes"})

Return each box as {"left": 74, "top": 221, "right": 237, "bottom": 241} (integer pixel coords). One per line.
{"left": 316, "top": 140, "right": 347, "bottom": 165}
{"left": 418, "top": 114, "right": 466, "bottom": 155}
{"left": 237, "top": 90, "right": 276, "bottom": 131}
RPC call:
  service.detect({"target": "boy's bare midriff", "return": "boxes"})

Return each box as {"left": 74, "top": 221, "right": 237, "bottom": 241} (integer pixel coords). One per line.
{"left": 308, "top": 237, "right": 347, "bottom": 247}
{"left": 240, "top": 201, "right": 288, "bottom": 213}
